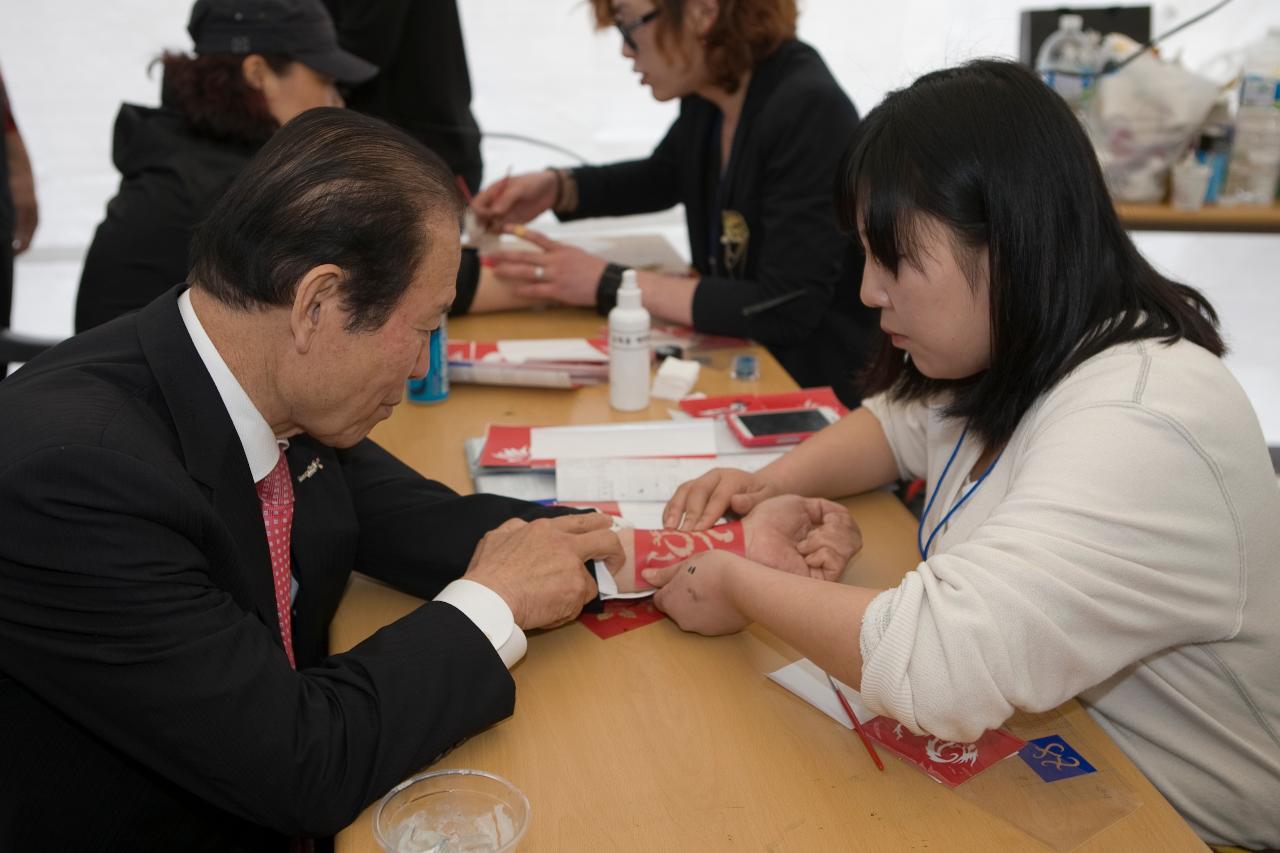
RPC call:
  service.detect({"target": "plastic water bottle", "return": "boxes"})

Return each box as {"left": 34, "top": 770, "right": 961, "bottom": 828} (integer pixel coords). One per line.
{"left": 608, "top": 269, "right": 650, "bottom": 412}
{"left": 1036, "top": 14, "right": 1102, "bottom": 113}
{"left": 1220, "top": 28, "right": 1280, "bottom": 206}
{"left": 406, "top": 317, "right": 449, "bottom": 404}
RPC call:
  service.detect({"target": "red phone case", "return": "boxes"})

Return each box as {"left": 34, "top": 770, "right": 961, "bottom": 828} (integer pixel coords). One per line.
{"left": 726, "top": 409, "right": 830, "bottom": 447}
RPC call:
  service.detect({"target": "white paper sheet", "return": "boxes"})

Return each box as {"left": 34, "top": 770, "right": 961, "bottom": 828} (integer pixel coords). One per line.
{"left": 592, "top": 559, "right": 652, "bottom": 601}
{"left": 766, "top": 657, "right": 872, "bottom": 727}
{"left": 473, "top": 471, "right": 557, "bottom": 502}
{"left": 554, "top": 452, "right": 783, "bottom": 502}
{"left": 614, "top": 501, "right": 667, "bottom": 529}
{"left": 495, "top": 338, "right": 608, "bottom": 364}
{"left": 529, "top": 420, "right": 717, "bottom": 462}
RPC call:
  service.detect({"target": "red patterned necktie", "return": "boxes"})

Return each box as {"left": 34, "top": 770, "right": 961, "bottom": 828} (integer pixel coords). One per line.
{"left": 255, "top": 447, "right": 297, "bottom": 669}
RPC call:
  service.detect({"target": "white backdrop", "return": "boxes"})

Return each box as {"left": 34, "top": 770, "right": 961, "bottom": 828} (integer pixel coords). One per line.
{"left": 2, "top": 0, "right": 1278, "bottom": 439}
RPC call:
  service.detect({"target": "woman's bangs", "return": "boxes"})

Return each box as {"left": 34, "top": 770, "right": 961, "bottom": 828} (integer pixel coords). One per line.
{"left": 841, "top": 121, "right": 927, "bottom": 275}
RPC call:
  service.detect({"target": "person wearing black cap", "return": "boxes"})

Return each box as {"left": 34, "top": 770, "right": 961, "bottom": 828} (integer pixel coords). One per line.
{"left": 72, "top": 0, "right": 376, "bottom": 333}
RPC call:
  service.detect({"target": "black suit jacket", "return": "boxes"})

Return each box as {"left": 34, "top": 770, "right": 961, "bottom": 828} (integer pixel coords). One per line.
{"left": 563, "top": 40, "right": 876, "bottom": 405}
{"left": 0, "top": 288, "right": 564, "bottom": 851}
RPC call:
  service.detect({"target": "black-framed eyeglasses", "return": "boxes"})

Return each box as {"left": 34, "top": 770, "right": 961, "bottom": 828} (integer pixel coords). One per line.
{"left": 614, "top": 8, "right": 660, "bottom": 50}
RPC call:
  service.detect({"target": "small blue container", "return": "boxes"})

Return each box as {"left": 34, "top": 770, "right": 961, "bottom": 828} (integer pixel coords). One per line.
{"left": 406, "top": 319, "right": 449, "bottom": 404}
{"left": 731, "top": 354, "right": 759, "bottom": 381}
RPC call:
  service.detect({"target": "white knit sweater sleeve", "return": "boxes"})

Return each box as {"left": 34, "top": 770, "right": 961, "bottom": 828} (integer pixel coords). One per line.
{"left": 860, "top": 393, "right": 931, "bottom": 481}
{"left": 857, "top": 401, "right": 1245, "bottom": 743}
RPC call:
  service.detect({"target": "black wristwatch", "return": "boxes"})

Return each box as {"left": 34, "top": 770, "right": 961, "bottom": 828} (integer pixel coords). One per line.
{"left": 595, "top": 262, "right": 629, "bottom": 316}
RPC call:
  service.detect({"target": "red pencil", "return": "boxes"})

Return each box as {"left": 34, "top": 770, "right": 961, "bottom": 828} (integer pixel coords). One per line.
{"left": 827, "top": 673, "right": 884, "bottom": 771}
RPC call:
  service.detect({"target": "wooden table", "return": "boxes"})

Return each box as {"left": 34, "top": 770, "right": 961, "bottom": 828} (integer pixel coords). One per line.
{"left": 1117, "top": 201, "right": 1280, "bottom": 233}
{"left": 334, "top": 309, "right": 1203, "bottom": 852}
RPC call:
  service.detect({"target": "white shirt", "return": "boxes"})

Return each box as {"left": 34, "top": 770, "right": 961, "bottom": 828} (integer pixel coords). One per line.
{"left": 177, "top": 289, "right": 526, "bottom": 668}
{"left": 858, "top": 338, "right": 1280, "bottom": 848}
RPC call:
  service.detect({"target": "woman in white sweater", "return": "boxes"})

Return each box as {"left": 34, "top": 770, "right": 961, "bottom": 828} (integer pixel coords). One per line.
{"left": 649, "top": 60, "right": 1280, "bottom": 848}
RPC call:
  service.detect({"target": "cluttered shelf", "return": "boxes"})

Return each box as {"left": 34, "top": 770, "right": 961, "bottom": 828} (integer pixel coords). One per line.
{"left": 1116, "top": 202, "right": 1280, "bottom": 233}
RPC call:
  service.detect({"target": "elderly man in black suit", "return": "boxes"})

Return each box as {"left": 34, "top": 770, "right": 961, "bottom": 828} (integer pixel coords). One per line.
{"left": 0, "top": 108, "right": 625, "bottom": 851}
{"left": 0, "top": 106, "right": 858, "bottom": 852}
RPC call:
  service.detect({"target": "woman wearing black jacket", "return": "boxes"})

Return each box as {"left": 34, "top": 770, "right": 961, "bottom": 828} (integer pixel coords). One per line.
{"left": 472, "top": 0, "right": 875, "bottom": 403}
{"left": 74, "top": 0, "right": 382, "bottom": 333}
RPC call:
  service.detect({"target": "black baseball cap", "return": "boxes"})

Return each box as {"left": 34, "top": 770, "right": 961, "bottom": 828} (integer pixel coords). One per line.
{"left": 187, "top": 0, "right": 377, "bottom": 85}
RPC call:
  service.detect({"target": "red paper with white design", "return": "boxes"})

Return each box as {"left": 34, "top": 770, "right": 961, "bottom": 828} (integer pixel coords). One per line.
{"left": 861, "top": 716, "right": 1025, "bottom": 787}
{"left": 632, "top": 523, "right": 744, "bottom": 589}
{"left": 578, "top": 599, "right": 666, "bottom": 639}
{"left": 478, "top": 425, "right": 554, "bottom": 469}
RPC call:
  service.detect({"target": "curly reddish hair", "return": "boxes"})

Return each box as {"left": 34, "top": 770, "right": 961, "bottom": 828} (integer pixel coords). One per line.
{"left": 590, "top": 0, "right": 796, "bottom": 93}
{"left": 156, "top": 51, "right": 292, "bottom": 145}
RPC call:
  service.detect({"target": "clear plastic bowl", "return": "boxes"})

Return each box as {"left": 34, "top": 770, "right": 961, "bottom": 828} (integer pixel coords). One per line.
{"left": 373, "top": 769, "right": 530, "bottom": 853}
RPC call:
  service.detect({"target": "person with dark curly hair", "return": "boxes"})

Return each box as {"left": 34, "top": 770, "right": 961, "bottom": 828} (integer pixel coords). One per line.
{"left": 72, "top": 0, "right": 375, "bottom": 333}
{"left": 470, "top": 0, "right": 876, "bottom": 405}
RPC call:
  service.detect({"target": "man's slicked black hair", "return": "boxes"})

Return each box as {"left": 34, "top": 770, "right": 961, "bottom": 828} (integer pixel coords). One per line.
{"left": 190, "top": 107, "right": 463, "bottom": 331}
{"left": 839, "top": 59, "right": 1223, "bottom": 448}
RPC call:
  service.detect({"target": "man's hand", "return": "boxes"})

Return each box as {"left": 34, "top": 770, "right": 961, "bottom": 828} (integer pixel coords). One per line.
{"left": 462, "top": 513, "right": 622, "bottom": 630}
{"left": 743, "top": 495, "right": 860, "bottom": 581}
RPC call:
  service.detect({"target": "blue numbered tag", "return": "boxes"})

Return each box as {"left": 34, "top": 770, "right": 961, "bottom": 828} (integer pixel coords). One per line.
{"left": 1019, "top": 735, "right": 1097, "bottom": 783}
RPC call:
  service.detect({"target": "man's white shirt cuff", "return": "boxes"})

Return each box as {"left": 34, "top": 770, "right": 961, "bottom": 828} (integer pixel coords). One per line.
{"left": 434, "top": 579, "right": 527, "bottom": 669}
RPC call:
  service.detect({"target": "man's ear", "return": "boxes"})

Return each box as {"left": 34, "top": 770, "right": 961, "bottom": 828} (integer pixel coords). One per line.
{"left": 290, "top": 264, "right": 345, "bottom": 354}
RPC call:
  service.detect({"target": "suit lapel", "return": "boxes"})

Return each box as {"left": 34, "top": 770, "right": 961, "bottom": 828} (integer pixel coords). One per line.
{"left": 134, "top": 287, "right": 282, "bottom": 644}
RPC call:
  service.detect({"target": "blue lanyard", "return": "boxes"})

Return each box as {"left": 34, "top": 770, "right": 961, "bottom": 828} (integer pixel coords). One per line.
{"left": 917, "top": 424, "right": 1002, "bottom": 560}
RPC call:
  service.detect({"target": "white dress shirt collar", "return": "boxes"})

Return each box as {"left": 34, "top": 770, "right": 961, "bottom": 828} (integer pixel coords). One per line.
{"left": 178, "top": 288, "right": 283, "bottom": 482}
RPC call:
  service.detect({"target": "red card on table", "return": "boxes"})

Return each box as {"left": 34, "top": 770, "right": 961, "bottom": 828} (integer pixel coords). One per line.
{"left": 861, "top": 716, "right": 1025, "bottom": 787}
{"left": 578, "top": 599, "right": 666, "bottom": 639}
{"left": 478, "top": 425, "right": 554, "bottom": 469}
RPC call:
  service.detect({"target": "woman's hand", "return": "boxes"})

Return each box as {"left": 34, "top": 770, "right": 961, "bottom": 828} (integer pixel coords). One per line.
{"left": 663, "top": 467, "right": 779, "bottom": 531}
{"left": 470, "top": 170, "right": 557, "bottom": 229}
{"left": 487, "top": 227, "right": 607, "bottom": 307}
{"left": 642, "top": 550, "right": 753, "bottom": 636}
{"left": 742, "top": 495, "right": 861, "bottom": 581}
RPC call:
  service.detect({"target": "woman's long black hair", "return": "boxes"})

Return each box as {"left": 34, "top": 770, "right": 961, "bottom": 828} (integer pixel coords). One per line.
{"left": 841, "top": 59, "right": 1223, "bottom": 448}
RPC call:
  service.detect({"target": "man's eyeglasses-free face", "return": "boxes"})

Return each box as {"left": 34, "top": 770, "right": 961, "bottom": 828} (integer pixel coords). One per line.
{"left": 614, "top": 8, "right": 661, "bottom": 50}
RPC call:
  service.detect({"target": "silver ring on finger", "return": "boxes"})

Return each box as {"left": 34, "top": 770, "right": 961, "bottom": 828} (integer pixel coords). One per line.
{"left": 534, "top": 264, "right": 545, "bottom": 281}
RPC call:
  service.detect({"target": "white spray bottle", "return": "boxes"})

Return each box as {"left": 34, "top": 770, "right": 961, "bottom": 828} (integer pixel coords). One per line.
{"left": 608, "top": 269, "right": 651, "bottom": 411}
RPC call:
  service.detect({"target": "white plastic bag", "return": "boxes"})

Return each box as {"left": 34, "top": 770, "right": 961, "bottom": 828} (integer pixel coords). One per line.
{"left": 1083, "top": 36, "right": 1221, "bottom": 202}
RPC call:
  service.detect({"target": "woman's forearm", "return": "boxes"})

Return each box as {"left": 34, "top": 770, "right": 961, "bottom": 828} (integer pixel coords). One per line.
{"left": 728, "top": 560, "right": 880, "bottom": 688}
{"left": 757, "top": 407, "right": 902, "bottom": 500}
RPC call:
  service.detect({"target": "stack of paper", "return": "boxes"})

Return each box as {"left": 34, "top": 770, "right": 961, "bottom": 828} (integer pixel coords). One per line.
{"left": 448, "top": 338, "right": 609, "bottom": 389}
{"left": 477, "top": 420, "right": 717, "bottom": 471}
